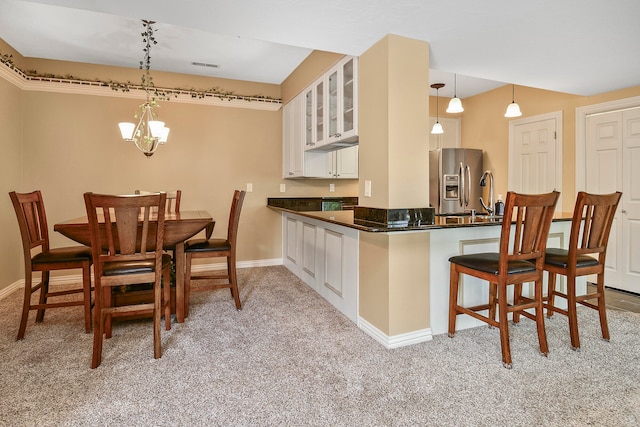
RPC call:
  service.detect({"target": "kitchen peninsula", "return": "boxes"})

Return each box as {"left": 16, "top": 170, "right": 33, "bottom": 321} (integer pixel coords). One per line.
{"left": 268, "top": 197, "right": 579, "bottom": 348}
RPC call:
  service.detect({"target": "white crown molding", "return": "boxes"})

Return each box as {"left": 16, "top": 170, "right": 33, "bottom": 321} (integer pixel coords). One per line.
{"left": 0, "top": 64, "right": 281, "bottom": 111}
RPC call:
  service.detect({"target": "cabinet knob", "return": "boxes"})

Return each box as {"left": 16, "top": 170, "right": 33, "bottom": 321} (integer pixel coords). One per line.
{"left": 289, "top": 172, "right": 294, "bottom": 175}
{"left": 621, "top": 209, "right": 627, "bottom": 214}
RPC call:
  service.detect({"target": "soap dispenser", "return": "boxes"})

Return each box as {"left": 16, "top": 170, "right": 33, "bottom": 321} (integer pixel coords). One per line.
{"left": 494, "top": 194, "right": 505, "bottom": 216}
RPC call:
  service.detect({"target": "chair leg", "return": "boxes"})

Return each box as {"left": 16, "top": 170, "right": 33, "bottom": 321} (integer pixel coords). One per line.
{"left": 448, "top": 263, "right": 459, "bottom": 338}
{"left": 498, "top": 283, "right": 512, "bottom": 368}
{"left": 91, "top": 286, "right": 104, "bottom": 369}
{"left": 82, "top": 261, "right": 92, "bottom": 333}
{"left": 17, "top": 270, "right": 33, "bottom": 340}
{"left": 488, "top": 282, "right": 497, "bottom": 326}
{"left": 546, "top": 272, "right": 557, "bottom": 318}
{"left": 104, "top": 287, "right": 113, "bottom": 339}
{"left": 229, "top": 255, "right": 241, "bottom": 310}
{"left": 163, "top": 267, "right": 172, "bottom": 331}
{"left": 534, "top": 278, "right": 549, "bottom": 357}
{"left": 185, "top": 252, "right": 192, "bottom": 317}
{"left": 596, "top": 272, "right": 610, "bottom": 341}
{"left": 566, "top": 274, "right": 580, "bottom": 350}
{"left": 512, "top": 283, "right": 522, "bottom": 324}
{"left": 153, "top": 277, "right": 162, "bottom": 359}
{"left": 36, "top": 271, "right": 49, "bottom": 323}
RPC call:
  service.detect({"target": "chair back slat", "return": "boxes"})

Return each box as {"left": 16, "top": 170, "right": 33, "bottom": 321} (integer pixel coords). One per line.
{"left": 500, "top": 191, "right": 560, "bottom": 273}
{"left": 571, "top": 191, "right": 621, "bottom": 259}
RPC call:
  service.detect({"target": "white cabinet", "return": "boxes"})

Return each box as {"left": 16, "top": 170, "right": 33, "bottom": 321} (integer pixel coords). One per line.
{"left": 282, "top": 212, "right": 358, "bottom": 322}
{"left": 305, "top": 146, "right": 359, "bottom": 179}
{"left": 305, "top": 56, "right": 358, "bottom": 151}
{"left": 282, "top": 93, "right": 304, "bottom": 178}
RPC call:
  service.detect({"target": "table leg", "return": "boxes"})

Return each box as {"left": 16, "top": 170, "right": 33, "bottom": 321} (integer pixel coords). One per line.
{"left": 175, "top": 241, "right": 186, "bottom": 322}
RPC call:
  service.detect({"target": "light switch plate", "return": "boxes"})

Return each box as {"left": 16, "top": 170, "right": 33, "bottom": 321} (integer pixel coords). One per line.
{"left": 246, "top": 183, "right": 253, "bottom": 192}
{"left": 280, "top": 183, "right": 286, "bottom": 193}
{"left": 329, "top": 183, "right": 335, "bottom": 192}
{"left": 364, "top": 180, "right": 372, "bottom": 197}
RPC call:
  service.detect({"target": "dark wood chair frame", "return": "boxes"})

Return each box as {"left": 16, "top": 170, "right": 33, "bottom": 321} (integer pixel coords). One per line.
{"left": 9, "top": 190, "right": 93, "bottom": 340}
{"left": 135, "top": 190, "right": 181, "bottom": 214}
{"left": 543, "top": 191, "right": 622, "bottom": 350}
{"left": 185, "top": 190, "right": 246, "bottom": 313}
{"left": 448, "top": 191, "right": 560, "bottom": 368}
{"left": 84, "top": 192, "right": 171, "bottom": 368}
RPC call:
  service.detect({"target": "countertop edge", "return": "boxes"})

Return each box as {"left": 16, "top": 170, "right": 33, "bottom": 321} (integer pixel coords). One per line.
{"left": 267, "top": 206, "right": 579, "bottom": 233}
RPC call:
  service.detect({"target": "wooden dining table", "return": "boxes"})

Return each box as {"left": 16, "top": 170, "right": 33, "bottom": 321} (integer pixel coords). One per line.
{"left": 54, "top": 210, "right": 214, "bottom": 323}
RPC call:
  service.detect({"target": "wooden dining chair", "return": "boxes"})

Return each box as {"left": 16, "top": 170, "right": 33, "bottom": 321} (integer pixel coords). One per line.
{"left": 543, "top": 191, "right": 622, "bottom": 350}
{"left": 84, "top": 192, "right": 172, "bottom": 368}
{"left": 9, "top": 190, "right": 93, "bottom": 340}
{"left": 448, "top": 191, "right": 560, "bottom": 368}
{"left": 135, "top": 190, "right": 181, "bottom": 214}
{"left": 184, "top": 190, "right": 246, "bottom": 313}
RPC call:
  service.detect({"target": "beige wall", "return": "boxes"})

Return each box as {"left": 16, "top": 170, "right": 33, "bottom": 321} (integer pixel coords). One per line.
{"left": 357, "top": 35, "right": 431, "bottom": 335}
{"left": 0, "top": 73, "right": 23, "bottom": 287}
{"left": 0, "top": 44, "right": 358, "bottom": 291}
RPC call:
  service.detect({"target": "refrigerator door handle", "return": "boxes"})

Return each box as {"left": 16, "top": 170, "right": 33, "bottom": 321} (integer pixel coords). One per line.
{"left": 465, "top": 165, "right": 471, "bottom": 207}
{"left": 458, "top": 162, "right": 465, "bottom": 208}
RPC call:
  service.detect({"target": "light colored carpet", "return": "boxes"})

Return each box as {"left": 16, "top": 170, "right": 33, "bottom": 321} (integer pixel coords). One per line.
{"left": 0, "top": 266, "right": 639, "bottom": 426}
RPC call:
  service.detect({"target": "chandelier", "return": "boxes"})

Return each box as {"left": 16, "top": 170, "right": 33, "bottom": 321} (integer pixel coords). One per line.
{"left": 118, "top": 20, "right": 170, "bottom": 157}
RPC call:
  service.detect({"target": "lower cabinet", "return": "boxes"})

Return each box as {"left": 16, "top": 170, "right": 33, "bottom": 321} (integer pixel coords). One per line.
{"left": 282, "top": 212, "right": 358, "bottom": 322}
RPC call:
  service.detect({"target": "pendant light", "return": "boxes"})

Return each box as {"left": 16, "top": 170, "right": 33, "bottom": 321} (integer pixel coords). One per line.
{"left": 446, "top": 74, "right": 464, "bottom": 113}
{"left": 431, "top": 83, "right": 444, "bottom": 134}
{"left": 504, "top": 84, "right": 522, "bottom": 118}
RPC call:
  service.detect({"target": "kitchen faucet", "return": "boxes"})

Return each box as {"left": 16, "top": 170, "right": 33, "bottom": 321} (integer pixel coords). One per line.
{"left": 479, "top": 170, "right": 494, "bottom": 215}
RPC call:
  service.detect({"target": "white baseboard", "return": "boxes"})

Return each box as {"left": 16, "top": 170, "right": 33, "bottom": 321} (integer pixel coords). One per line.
{"left": 358, "top": 316, "right": 433, "bottom": 349}
{"left": 0, "top": 258, "right": 284, "bottom": 301}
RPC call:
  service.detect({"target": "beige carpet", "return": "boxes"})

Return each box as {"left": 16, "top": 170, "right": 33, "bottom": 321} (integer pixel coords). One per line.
{"left": 0, "top": 266, "right": 639, "bottom": 426}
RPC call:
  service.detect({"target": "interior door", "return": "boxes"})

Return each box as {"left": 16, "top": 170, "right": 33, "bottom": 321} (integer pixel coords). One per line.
{"left": 509, "top": 115, "right": 559, "bottom": 196}
{"left": 585, "top": 107, "right": 640, "bottom": 293}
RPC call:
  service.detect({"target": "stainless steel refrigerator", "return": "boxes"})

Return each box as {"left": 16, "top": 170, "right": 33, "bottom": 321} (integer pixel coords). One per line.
{"left": 429, "top": 148, "right": 483, "bottom": 215}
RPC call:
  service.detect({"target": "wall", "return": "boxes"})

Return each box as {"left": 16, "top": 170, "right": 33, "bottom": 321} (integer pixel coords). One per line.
{"left": 0, "top": 70, "right": 23, "bottom": 290}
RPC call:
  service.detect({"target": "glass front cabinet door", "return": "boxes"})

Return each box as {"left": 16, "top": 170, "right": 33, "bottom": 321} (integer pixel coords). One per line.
{"left": 327, "top": 56, "right": 358, "bottom": 145}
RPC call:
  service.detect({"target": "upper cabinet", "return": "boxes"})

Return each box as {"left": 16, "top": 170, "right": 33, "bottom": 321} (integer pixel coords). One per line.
{"left": 305, "top": 56, "right": 358, "bottom": 152}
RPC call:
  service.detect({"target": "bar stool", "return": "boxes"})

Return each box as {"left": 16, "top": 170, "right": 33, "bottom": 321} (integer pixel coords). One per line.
{"left": 544, "top": 191, "right": 622, "bottom": 350}
{"left": 448, "top": 191, "right": 559, "bottom": 368}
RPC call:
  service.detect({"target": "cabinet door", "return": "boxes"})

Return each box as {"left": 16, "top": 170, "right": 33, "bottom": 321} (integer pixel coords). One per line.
{"left": 334, "top": 146, "right": 358, "bottom": 179}
{"left": 304, "top": 86, "right": 314, "bottom": 148}
{"left": 283, "top": 94, "right": 304, "bottom": 178}
{"left": 340, "top": 57, "right": 358, "bottom": 142}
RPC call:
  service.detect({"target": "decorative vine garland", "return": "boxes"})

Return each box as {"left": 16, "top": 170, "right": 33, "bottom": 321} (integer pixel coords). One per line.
{"left": 0, "top": 51, "right": 281, "bottom": 104}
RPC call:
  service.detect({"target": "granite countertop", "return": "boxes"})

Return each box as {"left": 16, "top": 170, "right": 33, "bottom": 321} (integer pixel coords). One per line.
{"left": 267, "top": 197, "right": 573, "bottom": 233}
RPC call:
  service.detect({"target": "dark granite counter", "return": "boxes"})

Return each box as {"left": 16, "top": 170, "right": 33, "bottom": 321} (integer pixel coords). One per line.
{"left": 268, "top": 198, "right": 573, "bottom": 233}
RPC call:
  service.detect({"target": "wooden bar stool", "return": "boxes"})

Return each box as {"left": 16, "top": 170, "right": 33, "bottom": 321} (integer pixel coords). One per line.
{"left": 543, "top": 191, "right": 622, "bottom": 350}
{"left": 448, "top": 191, "right": 559, "bottom": 368}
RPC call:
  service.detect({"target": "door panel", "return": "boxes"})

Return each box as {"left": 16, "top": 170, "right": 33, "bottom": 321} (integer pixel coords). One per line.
{"left": 512, "top": 117, "right": 558, "bottom": 194}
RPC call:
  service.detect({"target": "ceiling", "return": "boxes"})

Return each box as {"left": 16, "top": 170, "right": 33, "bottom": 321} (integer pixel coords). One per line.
{"left": 1, "top": 0, "right": 639, "bottom": 99}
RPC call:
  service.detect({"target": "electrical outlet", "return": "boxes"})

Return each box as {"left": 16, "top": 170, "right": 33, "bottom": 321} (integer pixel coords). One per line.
{"left": 364, "top": 180, "right": 372, "bottom": 197}
{"left": 280, "top": 183, "right": 286, "bottom": 193}
{"left": 246, "top": 183, "right": 253, "bottom": 192}
{"left": 329, "top": 183, "right": 335, "bottom": 192}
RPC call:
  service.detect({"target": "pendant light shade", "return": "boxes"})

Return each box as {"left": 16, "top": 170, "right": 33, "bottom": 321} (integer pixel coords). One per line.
{"left": 504, "top": 84, "right": 522, "bottom": 118}
{"left": 431, "top": 83, "right": 445, "bottom": 134}
{"left": 446, "top": 74, "right": 464, "bottom": 113}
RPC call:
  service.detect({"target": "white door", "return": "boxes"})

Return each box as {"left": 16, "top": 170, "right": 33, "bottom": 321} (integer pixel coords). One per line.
{"left": 509, "top": 113, "right": 561, "bottom": 201}
{"left": 585, "top": 107, "right": 640, "bottom": 293}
